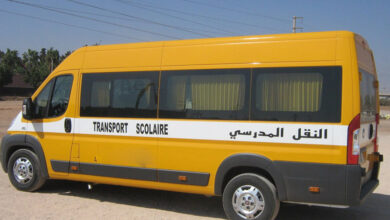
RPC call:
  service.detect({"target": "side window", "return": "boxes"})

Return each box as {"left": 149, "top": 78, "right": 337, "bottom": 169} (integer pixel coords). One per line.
{"left": 251, "top": 66, "right": 342, "bottom": 122}
{"left": 33, "top": 75, "right": 73, "bottom": 118}
{"left": 112, "top": 78, "right": 153, "bottom": 110}
{"left": 48, "top": 75, "right": 73, "bottom": 117}
{"left": 159, "top": 69, "right": 250, "bottom": 120}
{"left": 33, "top": 80, "right": 54, "bottom": 118}
{"left": 80, "top": 72, "right": 158, "bottom": 118}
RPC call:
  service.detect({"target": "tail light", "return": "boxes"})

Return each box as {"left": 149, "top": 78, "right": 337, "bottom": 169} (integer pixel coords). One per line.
{"left": 347, "top": 114, "right": 360, "bottom": 164}
{"left": 374, "top": 114, "right": 379, "bottom": 152}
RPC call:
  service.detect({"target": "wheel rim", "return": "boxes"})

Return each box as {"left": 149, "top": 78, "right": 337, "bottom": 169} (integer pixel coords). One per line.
{"left": 232, "top": 185, "right": 265, "bottom": 219}
{"left": 13, "top": 157, "right": 34, "bottom": 184}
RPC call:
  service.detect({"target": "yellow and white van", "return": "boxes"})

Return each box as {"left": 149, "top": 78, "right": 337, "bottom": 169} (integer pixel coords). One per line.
{"left": 1, "top": 31, "right": 383, "bottom": 220}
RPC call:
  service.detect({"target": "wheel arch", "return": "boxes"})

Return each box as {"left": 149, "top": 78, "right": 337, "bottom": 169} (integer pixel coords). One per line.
{"left": 214, "top": 153, "right": 287, "bottom": 201}
{"left": 1, "top": 134, "right": 49, "bottom": 179}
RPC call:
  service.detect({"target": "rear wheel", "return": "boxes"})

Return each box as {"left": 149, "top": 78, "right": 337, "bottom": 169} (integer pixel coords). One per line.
{"left": 222, "top": 173, "right": 280, "bottom": 220}
{"left": 7, "top": 149, "right": 46, "bottom": 191}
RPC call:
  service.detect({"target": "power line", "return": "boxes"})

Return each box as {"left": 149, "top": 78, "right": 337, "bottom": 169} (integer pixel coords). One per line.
{"left": 182, "top": 0, "right": 291, "bottom": 24}
{"left": 61, "top": 2, "right": 222, "bottom": 37}
{"left": 49, "top": 4, "right": 223, "bottom": 37}
{"left": 125, "top": 0, "right": 283, "bottom": 32}
{"left": 0, "top": 9, "right": 142, "bottom": 41}
{"left": 67, "top": 0, "right": 212, "bottom": 38}
{"left": 49, "top": 5, "right": 138, "bottom": 23}
{"left": 114, "top": 0, "right": 239, "bottom": 36}
{"left": 7, "top": 0, "right": 180, "bottom": 39}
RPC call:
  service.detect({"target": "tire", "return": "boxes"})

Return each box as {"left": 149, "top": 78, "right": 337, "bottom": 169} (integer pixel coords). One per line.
{"left": 222, "top": 173, "right": 280, "bottom": 220}
{"left": 7, "top": 149, "right": 46, "bottom": 192}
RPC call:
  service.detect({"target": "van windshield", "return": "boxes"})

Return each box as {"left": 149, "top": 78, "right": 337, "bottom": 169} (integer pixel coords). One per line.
{"left": 360, "top": 69, "right": 377, "bottom": 123}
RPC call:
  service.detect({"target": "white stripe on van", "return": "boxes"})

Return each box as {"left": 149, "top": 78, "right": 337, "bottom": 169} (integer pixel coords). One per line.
{"left": 8, "top": 113, "right": 348, "bottom": 146}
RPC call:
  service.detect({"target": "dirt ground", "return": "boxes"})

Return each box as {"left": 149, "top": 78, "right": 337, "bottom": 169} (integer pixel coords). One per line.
{"left": 0, "top": 100, "right": 389, "bottom": 220}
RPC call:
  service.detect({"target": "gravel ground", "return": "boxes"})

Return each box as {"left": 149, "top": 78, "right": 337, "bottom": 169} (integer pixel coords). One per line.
{"left": 0, "top": 100, "right": 389, "bottom": 220}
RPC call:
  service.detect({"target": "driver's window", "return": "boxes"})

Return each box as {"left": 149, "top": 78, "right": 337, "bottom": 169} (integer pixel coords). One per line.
{"left": 33, "top": 80, "right": 54, "bottom": 118}
{"left": 33, "top": 75, "right": 73, "bottom": 119}
{"left": 48, "top": 75, "right": 73, "bottom": 117}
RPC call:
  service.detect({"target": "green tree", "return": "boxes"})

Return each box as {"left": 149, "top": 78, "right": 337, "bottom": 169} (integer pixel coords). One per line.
{"left": 20, "top": 48, "right": 67, "bottom": 88}
{"left": 45, "top": 48, "right": 60, "bottom": 72}
{"left": 20, "top": 49, "right": 48, "bottom": 88}
{"left": 0, "top": 49, "right": 21, "bottom": 88}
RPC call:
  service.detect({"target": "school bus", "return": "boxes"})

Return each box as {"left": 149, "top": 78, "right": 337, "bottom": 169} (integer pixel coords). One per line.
{"left": 0, "top": 31, "right": 383, "bottom": 220}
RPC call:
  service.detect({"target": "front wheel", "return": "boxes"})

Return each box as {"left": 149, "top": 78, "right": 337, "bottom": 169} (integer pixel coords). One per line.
{"left": 222, "top": 173, "right": 280, "bottom": 220}
{"left": 7, "top": 149, "right": 46, "bottom": 191}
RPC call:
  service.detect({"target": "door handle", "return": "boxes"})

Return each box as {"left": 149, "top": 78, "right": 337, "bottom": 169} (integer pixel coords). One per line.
{"left": 64, "top": 118, "right": 72, "bottom": 133}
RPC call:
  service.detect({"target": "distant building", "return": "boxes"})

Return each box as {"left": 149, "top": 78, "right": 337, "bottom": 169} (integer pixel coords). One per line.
{"left": 380, "top": 94, "right": 390, "bottom": 99}
{"left": 0, "top": 73, "right": 34, "bottom": 97}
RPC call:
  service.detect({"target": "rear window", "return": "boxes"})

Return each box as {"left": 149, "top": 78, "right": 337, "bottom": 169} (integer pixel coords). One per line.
{"left": 360, "top": 69, "right": 377, "bottom": 122}
{"left": 251, "top": 66, "right": 342, "bottom": 122}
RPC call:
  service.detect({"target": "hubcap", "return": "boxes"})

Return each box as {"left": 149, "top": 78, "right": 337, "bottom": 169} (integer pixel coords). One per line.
{"left": 13, "top": 157, "right": 34, "bottom": 184}
{"left": 232, "top": 185, "right": 265, "bottom": 219}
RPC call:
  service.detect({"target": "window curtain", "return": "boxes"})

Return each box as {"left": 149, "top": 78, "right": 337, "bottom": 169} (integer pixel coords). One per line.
{"left": 257, "top": 73, "right": 323, "bottom": 112}
{"left": 166, "top": 76, "right": 187, "bottom": 110}
{"left": 91, "top": 81, "right": 111, "bottom": 107}
{"left": 191, "top": 74, "right": 244, "bottom": 111}
{"left": 166, "top": 74, "right": 245, "bottom": 111}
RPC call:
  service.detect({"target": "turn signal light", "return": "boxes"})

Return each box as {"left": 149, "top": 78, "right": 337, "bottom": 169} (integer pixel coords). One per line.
{"left": 309, "top": 187, "right": 320, "bottom": 193}
{"left": 71, "top": 166, "right": 78, "bottom": 171}
{"left": 368, "top": 153, "right": 383, "bottom": 162}
{"left": 178, "top": 176, "right": 187, "bottom": 182}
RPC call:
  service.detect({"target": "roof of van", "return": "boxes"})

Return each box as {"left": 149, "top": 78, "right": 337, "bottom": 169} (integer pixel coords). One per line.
{"left": 82, "top": 30, "right": 356, "bottom": 51}
{"left": 55, "top": 30, "right": 361, "bottom": 71}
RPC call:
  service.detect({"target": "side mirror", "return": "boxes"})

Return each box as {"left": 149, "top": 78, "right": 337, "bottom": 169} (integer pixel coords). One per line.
{"left": 22, "top": 98, "right": 34, "bottom": 120}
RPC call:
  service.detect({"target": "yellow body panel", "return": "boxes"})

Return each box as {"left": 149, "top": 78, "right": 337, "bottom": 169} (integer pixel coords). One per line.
{"left": 14, "top": 31, "right": 377, "bottom": 196}
{"left": 26, "top": 70, "right": 79, "bottom": 177}
{"left": 73, "top": 134, "right": 158, "bottom": 168}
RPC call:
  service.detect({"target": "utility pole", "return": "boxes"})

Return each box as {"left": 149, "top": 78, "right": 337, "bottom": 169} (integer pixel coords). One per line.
{"left": 50, "top": 58, "right": 53, "bottom": 72}
{"left": 292, "top": 16, "right": 304, "bottom": 33}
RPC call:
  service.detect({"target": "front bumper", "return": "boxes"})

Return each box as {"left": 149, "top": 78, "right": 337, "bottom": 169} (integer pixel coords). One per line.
{"left": 0, "top": 134, "right": 11, "bottom": 173}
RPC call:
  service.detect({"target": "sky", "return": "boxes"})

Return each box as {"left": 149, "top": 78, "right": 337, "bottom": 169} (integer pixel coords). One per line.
{"left": 1, "top": 0, "right": 389, "bottom": 93}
